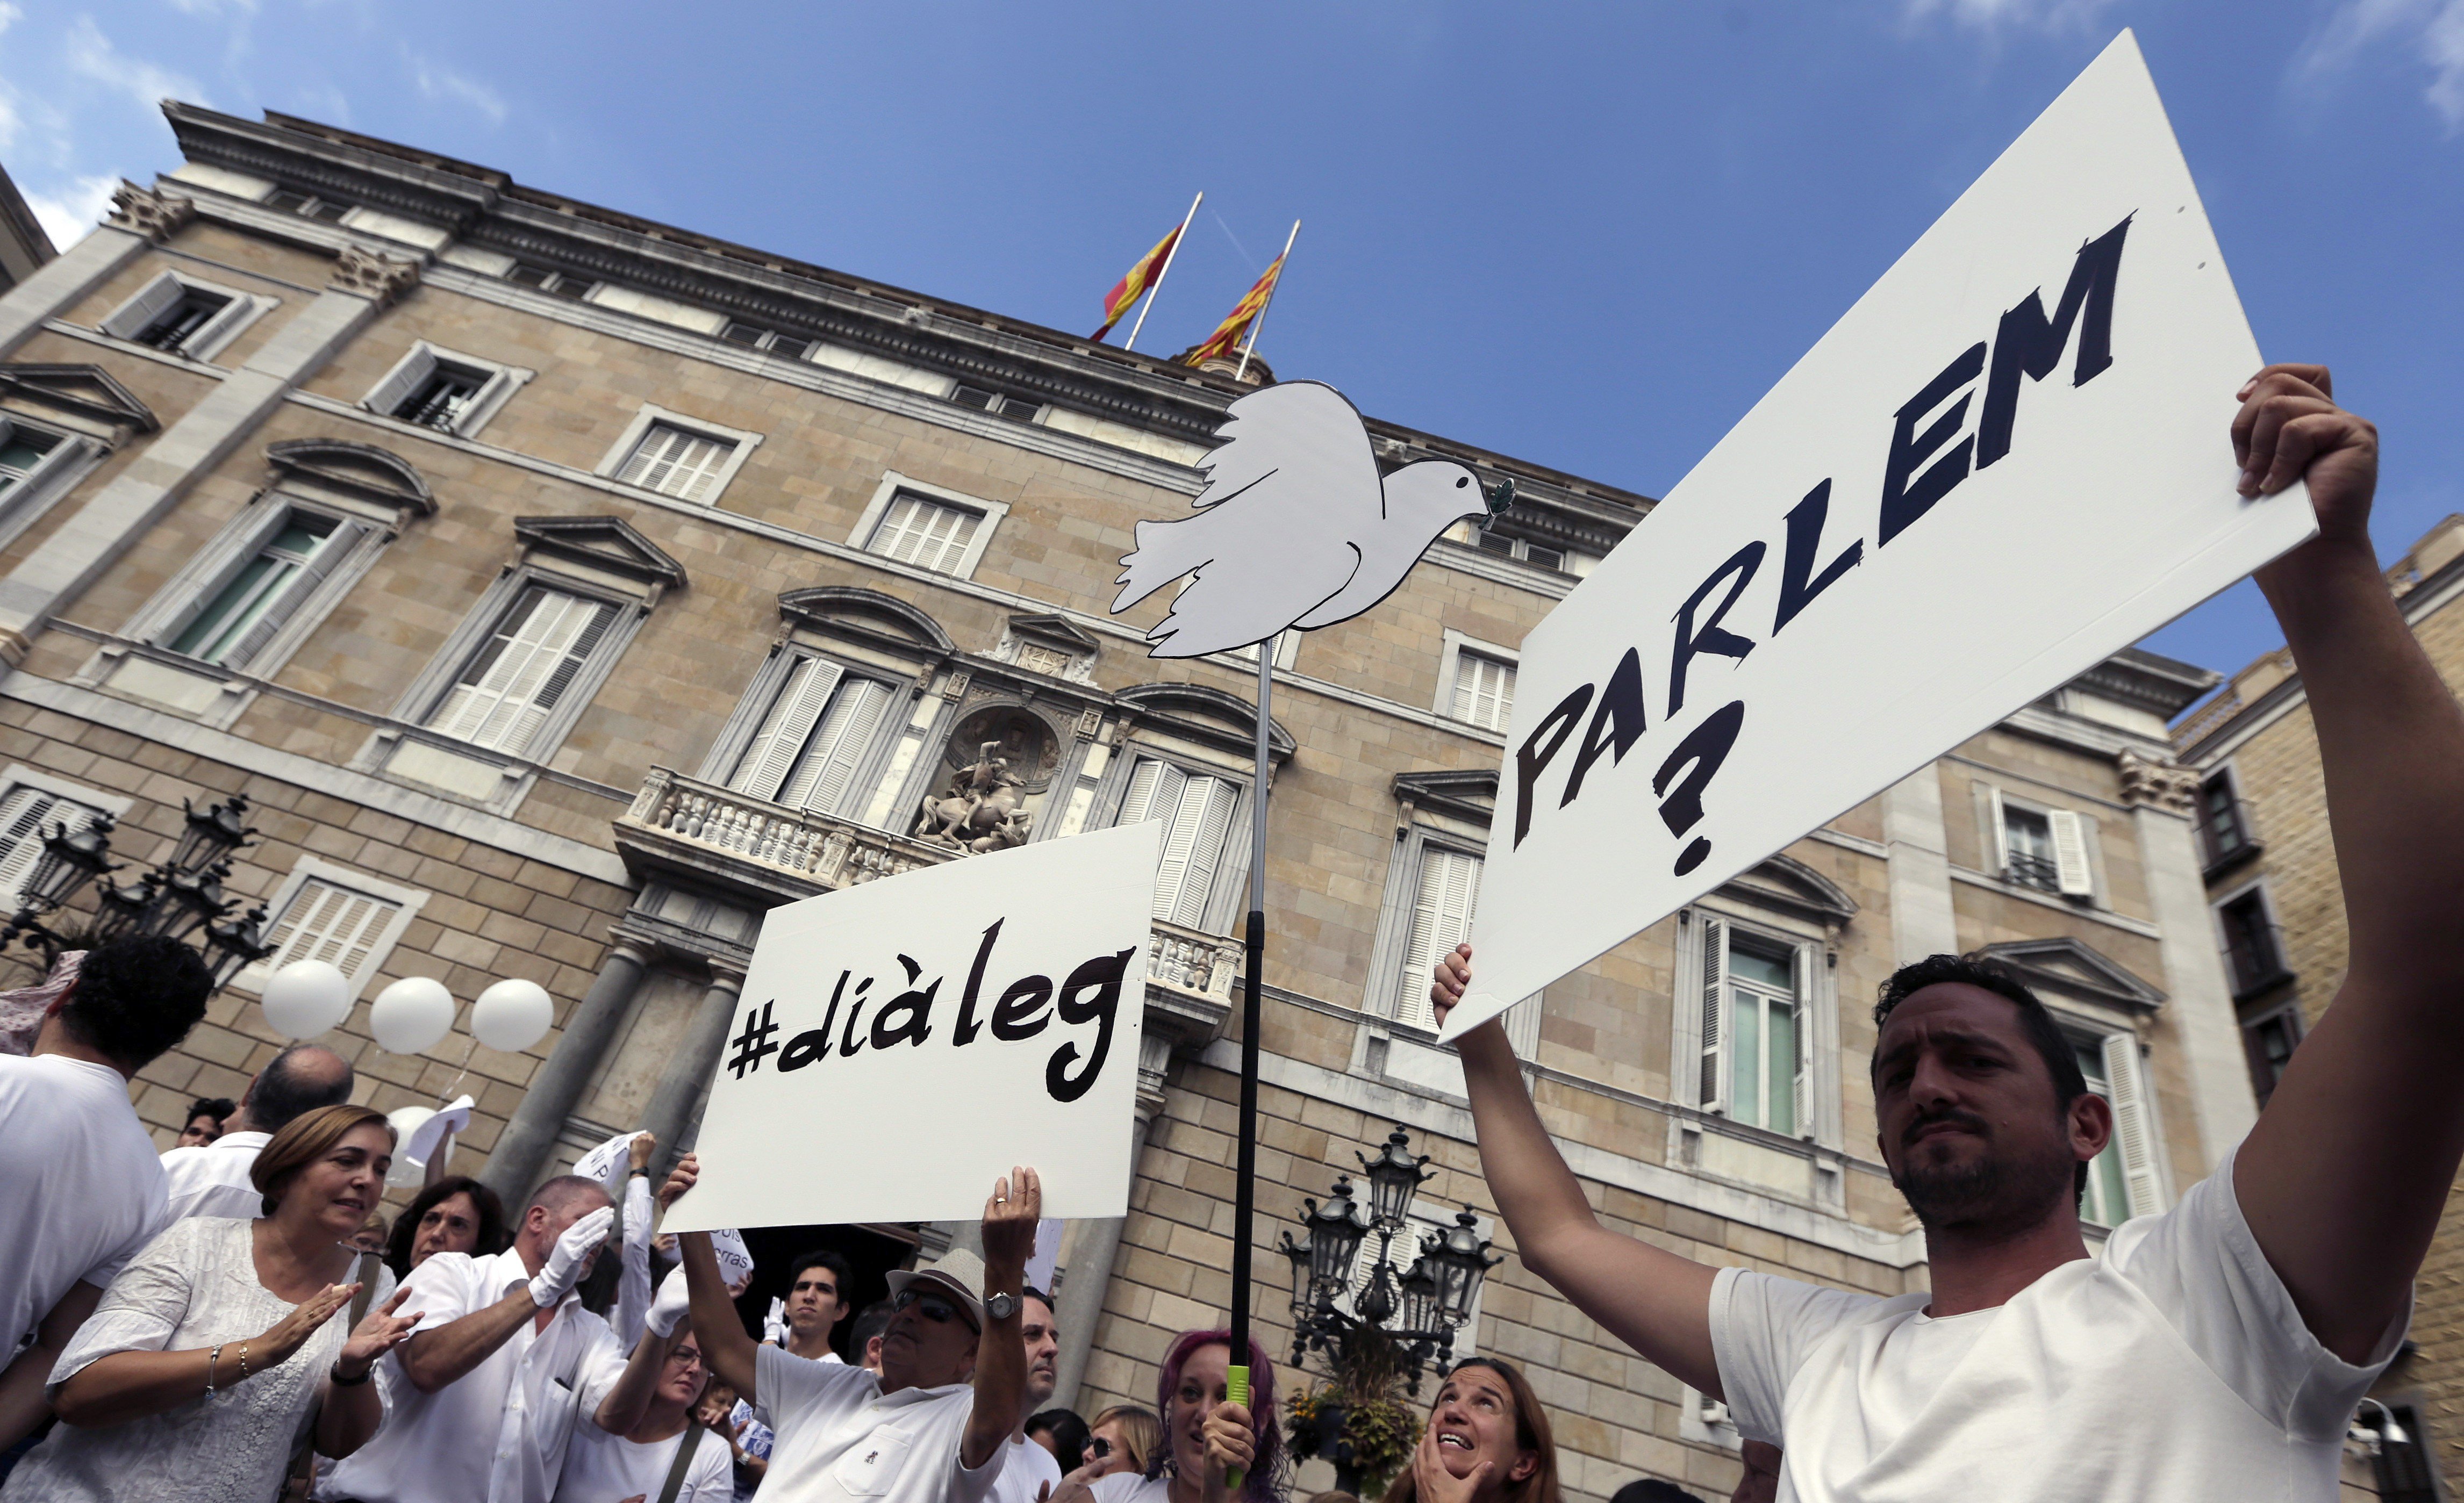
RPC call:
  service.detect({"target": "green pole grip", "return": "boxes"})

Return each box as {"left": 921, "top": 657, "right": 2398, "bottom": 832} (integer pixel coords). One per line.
{"left": 1223, "top": 1364, "right": 1250, "bottom": 1494}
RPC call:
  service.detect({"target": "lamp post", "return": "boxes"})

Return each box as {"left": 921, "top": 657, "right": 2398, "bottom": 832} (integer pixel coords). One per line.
{"left": 2, "top": 795, "right": 273, "bottom": 991}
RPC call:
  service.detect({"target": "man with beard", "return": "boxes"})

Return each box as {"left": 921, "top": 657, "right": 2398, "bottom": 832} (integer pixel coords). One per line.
{"left": 1430, "top": 365, "right": 2445, "bottom": 1499}
{"left": 986, "top": 1288, "right": 1064, "bottom": 1503}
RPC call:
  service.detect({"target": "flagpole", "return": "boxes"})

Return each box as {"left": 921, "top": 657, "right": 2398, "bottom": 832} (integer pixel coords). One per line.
{"left": 1124, "top": 191, "right": 1202, "bottom": 354}
{"left": 1234, "top": 220, "right": 1300, "bottom": 382}
{"left": 1226, "top": 628, "right": 1276, "bottom": 1488}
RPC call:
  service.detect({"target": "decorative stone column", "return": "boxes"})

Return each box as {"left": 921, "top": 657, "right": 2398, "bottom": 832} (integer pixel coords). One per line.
{"left": 0, "top": 240, "right": 420, "bottom": 666}
{"left": 1049, "top": 1030, "right": 1174, "bottom": 1412}
{"left": 0, "top": 183, "right": 189, "bottom": 360}
{"left": 2118, "top": 749, "right": 2258, "bottom": 1166}
{"left": 1882, "top": 765, "right": 1959, "bottom": 963}
{"left": 639, "top": 962, "right": 747, "bottom": 1173}
{"left": 484, "top": 937, "right": 652, "bottom": 1203}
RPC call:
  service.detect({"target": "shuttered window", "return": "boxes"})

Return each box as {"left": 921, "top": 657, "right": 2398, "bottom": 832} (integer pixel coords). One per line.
{"left": 617, "top": 422, "right": 734, "bottom": 501}
{"left": 1116, "top": 758, "right": 1242, "bottom": 929}
{"left": 867, "top": 493, "right": 982, "bottom": 576}
{"left": 260, "top": 878, "right": 402, "bottom": 991}
{"left": 1449, "top": 651, "right": 1516, "bottom": 732}
{"left": 426, "top": 586, "right": 621, "bottom": 757}
{"left": 167, "top": 512, "right": 366, "bottom": 670}
{"left": 727, "top": 657, "right": 897, "bottom": 818}
{"left": 2078, "top": 1034, "right": 2163, "bottom": 1224}
{"left": 0, "top": 786, "right": 106, "bottom": 910}
{"left": 1393, "top": 847, "right": 1482, "bottom": 1032}
{"left": 1988, "top": 787, "right": 2093, "bottom": 897}
{"left": 1699, "top": 920, "right": 1809, "bottom": 1137}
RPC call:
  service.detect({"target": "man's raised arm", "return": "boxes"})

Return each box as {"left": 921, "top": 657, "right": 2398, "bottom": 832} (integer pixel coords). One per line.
{"left": 966, "top": 1167, "right": 1041, "bottom": 1471}
{"left": 665, "top": 1155, "right": 761, "bottom": 1406}
{"left": 1432, "top": 947, "right": 1722, "bottom": 1394}
{"left": 2231, "top": 364, "right": 2464, "bottom": 1364}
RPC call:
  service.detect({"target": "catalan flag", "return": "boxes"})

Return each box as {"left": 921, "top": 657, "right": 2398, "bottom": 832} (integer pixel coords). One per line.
{"left": 1092, "top": 222, "right": 1184, "bottom": 343}
{"left": 1184, "top": 252, "right": 1285, "bottom": 366}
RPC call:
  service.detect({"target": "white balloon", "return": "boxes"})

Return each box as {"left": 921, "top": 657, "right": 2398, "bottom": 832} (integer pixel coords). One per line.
{"left": 471, "top": 977, "right": 554, "bottom": 1053}
{"left": 260, "top": 960, "right": 351, "bottom": 1040}
{"left": 384, "top": 1106, "right": 436, "bottom": 1188}
{"left": 369, "top": 976, "right": 456, "bottom": 1054}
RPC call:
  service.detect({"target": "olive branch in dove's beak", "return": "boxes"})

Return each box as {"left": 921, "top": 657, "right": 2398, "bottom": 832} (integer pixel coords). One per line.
{"left": 1482, "top": 476, "right": 1515, "bottom": 517}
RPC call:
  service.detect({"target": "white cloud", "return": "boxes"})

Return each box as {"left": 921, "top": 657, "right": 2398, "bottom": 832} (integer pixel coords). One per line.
{"left": 401, "top": 47, "right": 507, "bottom": 127}
{"left": 1902, "top": 0, "right": 2122, "bottom": 33}
{"left": 26, "top": 175, "right": 119, "bottom": 252}
{"left": 163, "top": 0, "right": 257, "bottom": 12}
{"left": 0, "top": 3, "right": 23, "bottom": 39}
{"left": 2296, "top": 0, "right": 2464, "bottom": 131}
{"left": 65, "top": 16, "right": 209, "bottom": 111}
{"left": 0, "top": 92, "right": 17, "bottom": 154}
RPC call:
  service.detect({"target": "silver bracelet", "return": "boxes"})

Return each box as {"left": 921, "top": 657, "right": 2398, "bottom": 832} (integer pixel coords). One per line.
{"left": 205, "top": 1344, "right": 221, "bottom": 1394}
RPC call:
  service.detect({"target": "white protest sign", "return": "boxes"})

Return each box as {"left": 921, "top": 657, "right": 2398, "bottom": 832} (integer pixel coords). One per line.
{"left": 662, "top": 819, "right": 1161, "bottom": 1231}
{"left": 710, "top": 1227, "right": 755, "bottom": 1289}
{"left": 1446, "top": 32, "right": 2316, "bottom": 1039}
{"left": 574, "top": 1130, "right": 641, "bottom": 1199}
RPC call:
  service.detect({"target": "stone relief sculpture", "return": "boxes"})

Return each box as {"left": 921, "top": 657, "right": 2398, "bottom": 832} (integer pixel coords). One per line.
{"left": 915, "top": 741, "right": 1034, "bottom": 854}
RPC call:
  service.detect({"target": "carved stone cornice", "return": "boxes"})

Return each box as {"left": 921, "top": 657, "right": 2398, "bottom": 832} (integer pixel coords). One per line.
{"left": 329, "top": 244, "right": 422, "bottom": 305}
{"left": 2116, "top": 748, "right": 2199, "bottom": 815}
{"left": 106, "top": 182, "right": 195, "bottom": 243}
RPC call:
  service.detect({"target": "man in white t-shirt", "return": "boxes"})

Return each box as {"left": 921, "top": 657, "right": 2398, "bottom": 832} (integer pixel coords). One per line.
{"left": 318, "top": 1174, "right": 649, "bottom": 1503}
{"left": 0, "top": 936, "right": 211, "bottom": 1453}
{"left": 987, "top": 1288, "right": 1064, "bottom": 1503}
{"left": 157, "top": 1041, "right": 353, "bottom": 1221}
{"left": 671, "top": 1153, "right": 1043, "bottom": 1503}
{"left": 1431, "top": 368, "right": 2452, "bottom": 1499}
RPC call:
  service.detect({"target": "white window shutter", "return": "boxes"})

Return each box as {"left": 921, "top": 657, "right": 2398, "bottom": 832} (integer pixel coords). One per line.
{"left": 101, "top": 273, "right": 183, "bottom": 339}
{"left": 729, "top": 657, "right": 843, "bottom": 802}
{"left": 1168, "top": 777, "right": 1240, "bottom": 927}
{"left": 1147, "top": 766, "right": 1201, "bottom": 920}
{"left": 365, "top": 347, "right": 439, "bottom": 418}
{"left": 1397, "top": 848, "right": 1482, "bottom": 1030}
{"left": 1116, "top": 757, "right": 1167, "bottom": 830}
{"left": 1792, "top": 945, "right": 1813, "bottom": 1140}
{"left": 183, "top": 294, "right": 258, "bottom": 360}
{"left": 1699, "top": 917, "right": 1727, "bottom": 1113}
{"left": 222, "top": 517, "right": 367, "bottom": 671}
{"left": 2049, "top": 808, "right": 2094, "bottom": 896}
{"left": 1987, "top": 785, "right": 2009, "bottom": 876}
{"left": 787, "top": 678, "right": 894, "bottom": 815}
{"left": 2101, "top": 1032, "right": 2164, "bottom": 1217}
{"left": 432, "top": 589, "right": 616, "bottom": 755}
{"left": 263, "top": 878, "right": 403, "bottom": 992}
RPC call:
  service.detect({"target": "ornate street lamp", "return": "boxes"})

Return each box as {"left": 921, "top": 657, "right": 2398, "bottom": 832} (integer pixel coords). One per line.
{"left": 1280, "top": 1125, "right": 1497, "bottom": 1398}
{"left": 3, "top": 796, "right": 268, "bottom": 995}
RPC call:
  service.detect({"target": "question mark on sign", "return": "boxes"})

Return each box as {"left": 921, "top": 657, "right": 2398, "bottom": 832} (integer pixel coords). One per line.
{"left": 1651, "top": 700, "right": 1746, "bottom": 876}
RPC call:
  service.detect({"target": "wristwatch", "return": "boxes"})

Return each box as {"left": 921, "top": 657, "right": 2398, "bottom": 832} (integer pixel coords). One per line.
{"left": 983, "top": 1292, "right": 1018, "bottom": 1321}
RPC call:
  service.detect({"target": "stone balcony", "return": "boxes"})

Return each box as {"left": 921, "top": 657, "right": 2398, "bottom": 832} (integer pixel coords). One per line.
{"left": 611, "top": 767, "right": 1237, "bottom": 1053}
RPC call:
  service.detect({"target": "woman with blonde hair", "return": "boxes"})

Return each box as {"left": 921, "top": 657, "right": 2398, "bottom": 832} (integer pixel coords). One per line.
{"left": 1379, "top": 1358, "right": 1558, "bottom": 1503}
{"left": 1, "top": 1104, "right": 422, "bottom": 1501}
{"left": 1072, "top": 1404, "right": 1163, "bottom": 1483}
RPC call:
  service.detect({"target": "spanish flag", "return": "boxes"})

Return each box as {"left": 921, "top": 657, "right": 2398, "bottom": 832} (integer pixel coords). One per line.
{"left": 1092, "top": 224, "right": 1183, "bottom": 342}
{"left": 1184, "top": 253, "right": 1285, "bottom": 366}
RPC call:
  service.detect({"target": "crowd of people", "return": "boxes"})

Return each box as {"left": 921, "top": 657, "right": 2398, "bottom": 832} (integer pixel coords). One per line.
{"left": 0, "top": 372, "right": 2443, "bottom": 1503}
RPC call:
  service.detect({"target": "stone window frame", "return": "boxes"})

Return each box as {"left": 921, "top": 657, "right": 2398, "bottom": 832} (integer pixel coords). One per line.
{"left": 1359, "top": 792, "right": 1542, "bottom": 1062}
{"left": 1094, "top": 744, "right": 1255, "bottom": 936}
{"left": 366, "top": 524, "right": 675, "bottom": 814}
{"left": 1672, "top": 899, "right": 1844, "bottom": 1155}
{"left": 228, "top": 853, "right": 430, "bottom": 1003}
{"left": 593, "top": 402, "right": 763, "bottom": 507}
{"left": 0, "top": 409, "right": 102, "bottom": 556}
{"left": 1433, "top": 628, "right": 1517, "bottom": 734}
{"left": 94, "top": 268, "right": 275, "bottom": 364}
{"left": 1969, "top": 778, "right": 2107, "bottom": 905}
{"left": 359, "top": 340, "right": 534, "bottom": 440}
{"left": 1084, "top": 688, "right": 1288, "bottom": 940}
{"left": 697, "top": 642, "right": 923, "bottom": 829}
{"left": 847, "top": 471, "right": 1011, "bottom": 582}
{"left": 2209, "top": 871, "right": 2295, "bottom": 1002}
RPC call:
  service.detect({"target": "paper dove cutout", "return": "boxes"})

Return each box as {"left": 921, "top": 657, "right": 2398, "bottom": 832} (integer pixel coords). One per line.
{"left": 1113, "top": 382, "right": 1513, "bottom": 657}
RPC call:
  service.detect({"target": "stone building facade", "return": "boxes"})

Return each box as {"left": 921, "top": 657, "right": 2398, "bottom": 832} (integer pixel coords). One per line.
{"left": 0, "top": 104, "right": 2265, "bottom": 1499}
{"left": 2176, "top": 514, "right": 2464, "bottom": 1501}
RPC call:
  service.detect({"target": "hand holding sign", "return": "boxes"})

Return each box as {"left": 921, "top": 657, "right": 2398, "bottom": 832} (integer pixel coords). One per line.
{"left": 981, "top": 1167, "right": 1043, "bottom": 1271}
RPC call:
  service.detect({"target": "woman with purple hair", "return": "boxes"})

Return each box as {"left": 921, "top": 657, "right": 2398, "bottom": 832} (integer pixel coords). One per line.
{"left": 1055, "top": 1329, "right": 1286, "bottom": 1503}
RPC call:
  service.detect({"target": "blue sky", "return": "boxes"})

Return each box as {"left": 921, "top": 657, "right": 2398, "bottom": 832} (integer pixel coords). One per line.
{"left": 3, "top": 0, "right": 2457, "bottom": 694}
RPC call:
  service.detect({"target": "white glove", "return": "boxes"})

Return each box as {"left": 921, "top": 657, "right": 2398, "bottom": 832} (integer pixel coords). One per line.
{"left": 763, "top": 1297, "right": 790, "bottom": 1346}
{"left": 648, "top": 1265, "right": 692, "bottom": 1338}
{"left": 528, "top": 1205, "right": 614, "bottom": 1308}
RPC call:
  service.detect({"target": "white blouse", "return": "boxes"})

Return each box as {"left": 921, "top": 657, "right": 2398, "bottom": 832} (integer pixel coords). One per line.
{"left": 1, "top": 1216, "right": 390, "bottom": 1503}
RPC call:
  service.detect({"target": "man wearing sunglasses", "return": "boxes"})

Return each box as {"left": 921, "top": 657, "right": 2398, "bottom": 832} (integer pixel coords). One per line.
{"left": 671, "top": 1155, "right": 1043, "bottom": 1503}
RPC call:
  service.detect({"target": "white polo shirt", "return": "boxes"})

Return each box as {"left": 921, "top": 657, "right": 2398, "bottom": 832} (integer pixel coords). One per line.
{"left": 158, "top": 1129, "right": 270, "bottom": 1222}
{"left": 0, "top": 1054, "right": 167, "bottom": 1353}
{"left": 751, "top": 1343, "right": 1007, "bottom": 1503}
{"left": 988, "top": 1432, "right": 1064, "bottom": 1503}
{"left": 317, "top": 1247, "right": 627, "bottom": 1503}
